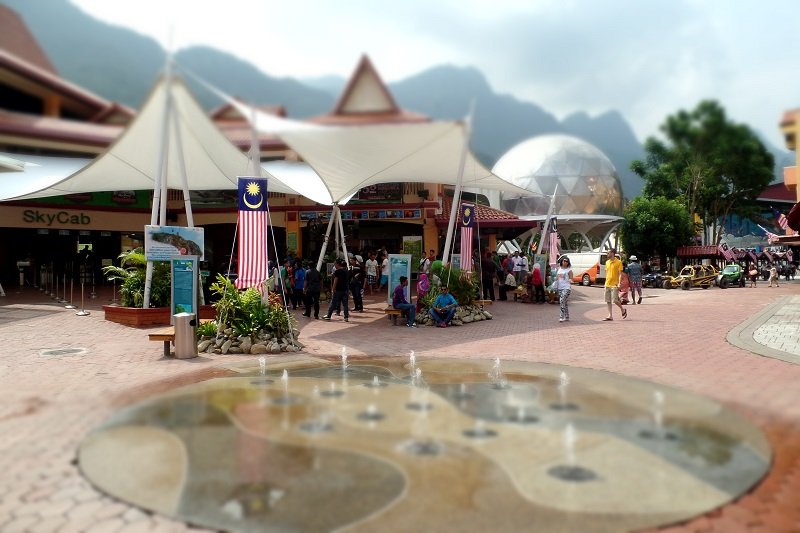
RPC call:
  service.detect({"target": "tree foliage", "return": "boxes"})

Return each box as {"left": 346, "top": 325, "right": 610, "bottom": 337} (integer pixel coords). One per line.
{"left": 630, "top": 100, "right": 774, "bottom": 244}
{"left": 620, "top": 197, "right": 695, "bottom": 263}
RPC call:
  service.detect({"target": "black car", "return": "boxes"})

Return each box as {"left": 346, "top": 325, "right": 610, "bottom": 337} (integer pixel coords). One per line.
{"left": 642, "top": 271, "right": 667, "bottom": 288}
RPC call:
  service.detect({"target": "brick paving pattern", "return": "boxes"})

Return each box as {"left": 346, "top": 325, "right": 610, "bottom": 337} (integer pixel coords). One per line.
{"left": 1, "top": 282, "right": 799, "bottom": 532}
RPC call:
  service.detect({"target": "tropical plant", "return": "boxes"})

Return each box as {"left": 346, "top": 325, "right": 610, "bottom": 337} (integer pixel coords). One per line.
{"left": 196, "top": 320, "right": 218, "bottom": 337}
{"left": 101, "top": 248, "right": 170, "bottom": 307}
{"left": 429, "top": 263, "right": 476, "bottom": 306}
{"left": 208, "top": 274, "right": 295, "bottom": 338}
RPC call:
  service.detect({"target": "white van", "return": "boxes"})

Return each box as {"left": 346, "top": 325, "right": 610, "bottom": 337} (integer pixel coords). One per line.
{"left": 558, "top": 252, "right": 607, "bottom": 286}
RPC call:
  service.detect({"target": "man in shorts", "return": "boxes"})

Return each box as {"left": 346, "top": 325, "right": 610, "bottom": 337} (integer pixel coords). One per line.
{"left": 365, "top": 252, "right": 378, "bottom": 294}
{"left": 603, "top": 248, "right": 627, "bottom": 321}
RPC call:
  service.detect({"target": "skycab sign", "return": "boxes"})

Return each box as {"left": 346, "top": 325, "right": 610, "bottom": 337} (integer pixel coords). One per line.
{"left": 22, "top": 209, "right": 91, "bottom": 226}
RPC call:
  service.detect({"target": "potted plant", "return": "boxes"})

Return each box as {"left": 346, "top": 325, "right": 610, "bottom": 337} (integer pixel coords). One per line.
{"left": 101, "top": 248, "right": 173, "bottom": 326}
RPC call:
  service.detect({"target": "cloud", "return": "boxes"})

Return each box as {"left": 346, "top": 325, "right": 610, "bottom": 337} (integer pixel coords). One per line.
{"left": 73, "top": 0, "right": 799, "bottom": 147}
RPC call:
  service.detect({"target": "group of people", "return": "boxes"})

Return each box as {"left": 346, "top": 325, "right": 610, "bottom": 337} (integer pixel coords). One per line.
{"left": 271, "top": 246, "right": 653, "bottom": 327}
{"left": 602, "top": 249, "right": 645, "bottom": 321}
{"left": 391, "top": 275, "right": 459, "bottom": 328}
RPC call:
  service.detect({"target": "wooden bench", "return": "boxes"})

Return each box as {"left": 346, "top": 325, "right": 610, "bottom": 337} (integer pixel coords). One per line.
{"left": 148, "top": 319, "right": 212, "bottom": 356}
{"left": 383, "top": 306, "right": 405, "bottom": 326}
{"left": 475, "top": 299, "right": 493, "bottom": 307}
{"left": 148, "top": 326, "right": 175, "bottom": 357}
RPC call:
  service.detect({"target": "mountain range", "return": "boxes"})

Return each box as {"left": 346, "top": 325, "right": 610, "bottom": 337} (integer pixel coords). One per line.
{"left": 5, "top": 0, "right": 792, "bottom": 199}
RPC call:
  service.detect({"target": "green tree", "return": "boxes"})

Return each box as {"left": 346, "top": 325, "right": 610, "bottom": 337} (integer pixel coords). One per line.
{"left": 630, "top": 100, "right": 774, "bottom": 243}
{"left": 620, "top": 197, "right": 695, "bottom": 265}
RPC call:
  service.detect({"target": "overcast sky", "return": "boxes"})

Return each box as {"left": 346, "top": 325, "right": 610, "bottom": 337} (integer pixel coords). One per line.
{"left": 73, "top": 0, "right": 796, "bottom": 149}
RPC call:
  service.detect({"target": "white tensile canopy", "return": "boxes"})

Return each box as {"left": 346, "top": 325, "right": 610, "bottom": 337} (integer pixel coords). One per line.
{"left": 1, "top": 77, "right": 301, "bottom": 201}
{"left": 230, "top": 99, "right": 534, "bottom": 205}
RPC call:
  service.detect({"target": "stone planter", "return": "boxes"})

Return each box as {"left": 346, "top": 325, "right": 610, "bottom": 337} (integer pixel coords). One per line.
{"left": 103, "top": 305, "right": 216, "bottom": 328}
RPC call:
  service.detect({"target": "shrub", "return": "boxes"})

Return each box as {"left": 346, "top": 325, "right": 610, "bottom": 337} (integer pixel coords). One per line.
{"left": 429, "top": 264, "right": 476, "bottom": 306}
{"left": 101, "top": 248, "right": 169, "bottom": 307}
{"left": 209, "top": 274, "right": 295, "bottom": 338}
{"left": 196, "top": 320, "right": 218, "bottom": 337}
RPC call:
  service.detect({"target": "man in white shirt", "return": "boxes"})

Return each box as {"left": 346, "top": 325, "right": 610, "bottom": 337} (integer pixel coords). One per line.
{"left": 512, "top": 251, "right": 523, "bottom": 283}
{"left": 365, "top": 252, "right": 378, "bottom": 294}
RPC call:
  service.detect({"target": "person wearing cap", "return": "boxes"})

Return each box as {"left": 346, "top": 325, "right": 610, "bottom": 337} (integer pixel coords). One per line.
{"left": 626, "top": 255, "right": 643, "bottom": 304}
{"left": 603, "top": 248, "right": 627, "bottom": 321}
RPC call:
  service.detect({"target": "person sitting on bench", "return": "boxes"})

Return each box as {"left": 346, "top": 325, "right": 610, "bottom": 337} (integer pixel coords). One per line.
{"left": 429, "top": 286, "right": 458, "bottom": 328}
{"left": 392, "top": 276, "right": 417, "bottom": 328}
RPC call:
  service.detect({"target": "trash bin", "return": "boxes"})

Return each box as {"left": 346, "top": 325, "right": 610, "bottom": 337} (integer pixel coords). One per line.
{"left": 173, "top": 312, "right": 198, "bottom": 359}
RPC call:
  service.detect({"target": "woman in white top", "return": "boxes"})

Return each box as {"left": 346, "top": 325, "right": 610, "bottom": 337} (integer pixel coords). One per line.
{"left": 555, "top": 256, "right": 573, "bottom": 322}
{"left": 379, "top": 254, "right": 390, "bottom": 290}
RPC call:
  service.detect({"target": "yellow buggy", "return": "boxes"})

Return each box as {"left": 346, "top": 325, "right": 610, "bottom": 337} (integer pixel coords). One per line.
{"left": 662, "top": 265, "right": 718, "bottom": 290}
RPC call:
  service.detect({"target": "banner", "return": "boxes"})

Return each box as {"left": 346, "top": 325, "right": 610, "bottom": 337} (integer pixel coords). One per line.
{"left": 171, "top": 255, "right": 198, "bottom": 320}
{"left": 460, "top": 203, "right": 475, "bottom": 272}
{"left": 402, "top": 236, "right": 423, "bottom": 274}
{"left": 387, "top": 254, "right": 412, "bottom": 304}
{"left": 145, "top": 225, "right": 204, "bottom": 261}
{"left": 236, "top": 176, "right": 269, "bottom": 290}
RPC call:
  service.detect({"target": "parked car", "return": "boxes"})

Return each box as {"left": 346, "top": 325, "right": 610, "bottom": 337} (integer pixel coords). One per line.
{"left": 642, "top": 271, "right": 668, "bottom": 288}
{"left": 716, "top": 264, "right": 746, "bottom": 288}
{"left": 663, "top": 265, "right": 718, "bottom": 290}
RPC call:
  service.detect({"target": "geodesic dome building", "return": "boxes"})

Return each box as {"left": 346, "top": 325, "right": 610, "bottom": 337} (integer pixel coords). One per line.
{"left": 493, "top": 134, "right": 623, "bottom": 216}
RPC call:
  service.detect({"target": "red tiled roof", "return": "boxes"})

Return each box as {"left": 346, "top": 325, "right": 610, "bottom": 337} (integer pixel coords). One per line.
{"left": 436, "top": 197, "right": 521, "bottom": 228}
{"left": 0, "top": 109, "right": 121, "bottom": 148}
{"left": 780, "top": 108, "right": 799, "bottom": 127}
{"left": 677, "top": 245, "right": 719, "bottom": 257}
{"left": 758, "top": 182, "right": 795, "bottom": 203}
{"left": 0, "top": 5, "right": 57, "bottom": 75}
{"left": 308, "top": 110, "right": 430, "bottom": 125}
{"left": 209, "top": 103, "right": 287, "bottom": 121}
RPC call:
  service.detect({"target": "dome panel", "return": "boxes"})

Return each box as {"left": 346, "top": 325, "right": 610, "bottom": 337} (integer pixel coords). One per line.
{"left": 494, "top": 134, "right": 623, "bottom": 216}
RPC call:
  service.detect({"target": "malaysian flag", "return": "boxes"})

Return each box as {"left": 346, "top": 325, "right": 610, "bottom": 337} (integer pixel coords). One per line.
{"left": 235, "top": 177, "right": 269, "bottom": 289}
{"left": 548, "top": 217, "right": 559, "bottom": 266}
{"left": 460, "top": 203, "right": 475, "bottom": 272}
{"left": 748, "top": 250, "right": 758, "bottom": 264}
{"left": 757, "top": 224, "right": 779, "bottom": 244}
{"left": 763, "top": 248, "right": 773, "bottom": 262}
{"left": 772, "top": 207, "right": 789, "bottom": 230}
{"left": 718, "top": 242, "right": 735, "bottom": 261}
{"left": 788, "top": 249, "right": 794, "bottom": 263}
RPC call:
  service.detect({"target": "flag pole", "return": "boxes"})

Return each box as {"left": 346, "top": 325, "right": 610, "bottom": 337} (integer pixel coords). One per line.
{"left": 316, "top": 204, "right": 338, "bottom": 271}
{"left": 442, "top": 100, "right": 475, "bottom": 266}
{"left": 537, "top": 183, "right": 559, "bottom": 256}
{"left": 143, "top": 56, "right": 174, "bottom": 309}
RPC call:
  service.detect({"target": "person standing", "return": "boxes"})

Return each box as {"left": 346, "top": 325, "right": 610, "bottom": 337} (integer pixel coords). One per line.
{"left": 349, "top": 257, "right": 366, "bottom": 311}
{"left": 556, "top": 256, "right": 573, "bottom": 322}
{"left": 392, "top": 276, "right": 417, "bottom": 328}
{"left": 518, "top": 252, "right": 530, "bottom": 284}
{"left": 531, "top": 262, "right": 545, "bottom": 303}
{"left": 419, "top": 249, "right": 435, "bottom": 276}
{"left": 748, "top": 263, "right": 758, "bottom": 288}
{"left": 511, "top": 251, "right": 523, "bottom": 284}
{"left": 768, "top": 263, "right": 780, "bottom": 287}
{"left": 302, "top": 264, "right": 321, "bottom": 319}
{"left": 480, "top": 251, "right": 496, "bottom": 301}
{"left": 322, "top": 259, "right": 349, "bottom": 322}
{"left": 365, "top": 253, "right": 378, "bottom": 294}
{"left": 291, "top": 260, "right": 305, "bottom": 310}
{"left": 626, "top": 255, "right": 643, "bottom": 304}
{"left": 603, "top": 248, "right": 627, "bottom": 321}
{"left": 379, "top": 253, "right": 390, "bottom": 292}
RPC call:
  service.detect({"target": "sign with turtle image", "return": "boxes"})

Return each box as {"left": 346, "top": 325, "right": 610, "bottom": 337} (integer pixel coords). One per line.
{"left": 145, "top": 225, "right": 205, "bottom": 261}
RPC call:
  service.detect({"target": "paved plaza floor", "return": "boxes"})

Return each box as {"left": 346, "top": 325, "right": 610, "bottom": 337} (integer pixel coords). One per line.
{"left": 1, "top": 281, "right": 799, "bottom": 532}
